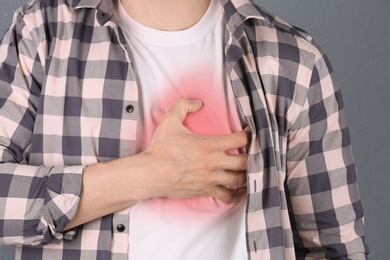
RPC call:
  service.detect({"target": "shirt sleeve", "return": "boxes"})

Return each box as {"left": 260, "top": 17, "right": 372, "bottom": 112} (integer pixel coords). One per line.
{"left": 0, "top": 7, "right": 84, "bottom": 246}
{"left": 285, "top": 40, "right": 370, "bottom": 259}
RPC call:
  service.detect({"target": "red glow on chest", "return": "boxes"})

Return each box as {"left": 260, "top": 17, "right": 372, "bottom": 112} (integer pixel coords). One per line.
{"left": 152, "top": 73, "right": 235, "bottom": 137}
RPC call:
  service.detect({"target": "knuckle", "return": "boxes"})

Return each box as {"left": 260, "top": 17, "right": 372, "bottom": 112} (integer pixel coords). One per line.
{"left": 229, "top": 172, "right": 247, "bottom": 186}
{"left": 239, "top": 173, "right": 247, "bottom": 185}
{"left": 220, "top": 191, "right": 235, "bottom": 203}
{"left": 200, "top": 157, "right": 218, "bottom": 171}
{"left": 176, "top": 97, "right": 186, "bottom": 105}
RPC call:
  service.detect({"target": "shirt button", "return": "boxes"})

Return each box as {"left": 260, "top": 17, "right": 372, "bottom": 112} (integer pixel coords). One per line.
{"left": 125, "top": 104, "right": 134, "bottom": 113}
{"left": 116, "top": 224, "right": 126, "bottom": 232}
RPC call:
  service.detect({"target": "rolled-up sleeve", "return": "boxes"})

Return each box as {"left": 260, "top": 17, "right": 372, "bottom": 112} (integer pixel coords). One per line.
{"left": 0, "top": 7, "right": 83, "bottom": 246}
{"left": 0, "top": 164, "right": 83, "bottom": 245}
{"left": 285, "top": 41, "right": 370, "bottom": 259}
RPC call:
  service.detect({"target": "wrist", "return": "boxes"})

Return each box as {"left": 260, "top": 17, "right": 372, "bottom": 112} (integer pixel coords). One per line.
{"left": 101, "top": 152, "right": 180, "bottom": 202}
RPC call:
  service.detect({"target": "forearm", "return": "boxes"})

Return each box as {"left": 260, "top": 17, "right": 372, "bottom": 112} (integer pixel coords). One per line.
{"left": 64, "top": 153, "right": 158, "bottom": 230}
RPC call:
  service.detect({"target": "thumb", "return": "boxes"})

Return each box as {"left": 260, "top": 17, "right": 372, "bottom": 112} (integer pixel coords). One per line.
{"left": 167, "top": 98, "right": 203, "bottom": 123}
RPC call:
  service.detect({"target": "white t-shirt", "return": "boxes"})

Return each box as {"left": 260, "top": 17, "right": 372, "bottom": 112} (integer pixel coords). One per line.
{"left": 115, "top": 0, "right": 247, "bottom": 259}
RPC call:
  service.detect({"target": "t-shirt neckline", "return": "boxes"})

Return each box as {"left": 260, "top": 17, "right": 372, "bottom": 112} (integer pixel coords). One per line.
{"left": 116, "top": 0, "right": 222, "bottom": 46}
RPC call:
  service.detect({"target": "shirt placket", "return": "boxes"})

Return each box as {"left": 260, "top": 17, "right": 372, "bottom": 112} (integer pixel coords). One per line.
{"left": 97, "top": 9, "right": 141, "bottom": 259}
{"left": 224, "top": 13, "right": 287, "bottom": 259}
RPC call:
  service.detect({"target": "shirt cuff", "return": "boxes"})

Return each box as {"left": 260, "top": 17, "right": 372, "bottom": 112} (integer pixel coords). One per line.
{"left": 37, "top": 165, "right": 84, "bottom": 244}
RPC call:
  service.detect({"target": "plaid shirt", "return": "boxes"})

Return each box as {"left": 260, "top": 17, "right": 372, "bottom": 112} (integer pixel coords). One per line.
{"left": 0, "top": 0, "right": 369, "bottom": 259}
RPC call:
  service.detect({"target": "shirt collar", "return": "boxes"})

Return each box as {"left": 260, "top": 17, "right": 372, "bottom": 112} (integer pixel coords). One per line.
{"left": 68, "top": 0, "right": 102, "bottom": 9}
{"left": 220, "top": 0, "right": 268, "bottom": 20}
{"left": 69, "top": 0, "right": 114, "bottom": 15}
{"left": 67, "top": 0, "right": 270, "bottom": 33}
{"left": 68, "top": 0, "right": 266, "bottom": 21}
{"left": 68, "top": 0, "right": 115, "bottom": 25}
{"left": 220, "top": 0, "right": 267, "bottom": 37}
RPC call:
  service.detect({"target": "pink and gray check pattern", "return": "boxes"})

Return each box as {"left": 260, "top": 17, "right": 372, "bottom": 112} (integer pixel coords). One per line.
{"left": 0, "top": 0, "right": 369, "bottom": 259}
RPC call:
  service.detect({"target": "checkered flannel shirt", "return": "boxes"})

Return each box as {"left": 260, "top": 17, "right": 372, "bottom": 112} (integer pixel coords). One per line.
{"left": 0, "top": 0, "right": 369, "bottom": 259}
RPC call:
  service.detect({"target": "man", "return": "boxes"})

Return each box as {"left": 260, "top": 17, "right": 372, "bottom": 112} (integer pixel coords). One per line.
{"left": 0, "top": 0, "right": 369, "bottom": 259}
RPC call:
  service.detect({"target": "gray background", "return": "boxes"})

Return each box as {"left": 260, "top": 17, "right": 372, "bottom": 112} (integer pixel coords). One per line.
{"left": 0, "top": 0, "right": 388, "bottom": 259}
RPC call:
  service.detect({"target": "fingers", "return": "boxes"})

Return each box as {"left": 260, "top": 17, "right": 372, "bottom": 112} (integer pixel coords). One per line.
{"left": 210, "top": 185, "right": 247, "bottom": 203}
{"left": 187, "top": 127, "right": 250, "bottom": 155}
{"left": 213, "top": 170, "right": 247, "bottom": 188}
{"left": 159, "top": 97, "right": 251, "bottom": 152}
{"left": 206, "top": 153, "right": 247, "bottom": 172}
{"left": 208, "top": 127, "right": 251, "bottom": 151}
{"left": 162, "top": 98, "right": 203, "bottom": 124}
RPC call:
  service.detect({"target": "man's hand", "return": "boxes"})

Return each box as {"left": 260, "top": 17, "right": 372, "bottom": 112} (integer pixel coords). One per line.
{"left": 142, "top": 98, "right": 250, "bottom": 203}
{"left": 65, "top": 98, "right": 250, "bottom": 230}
